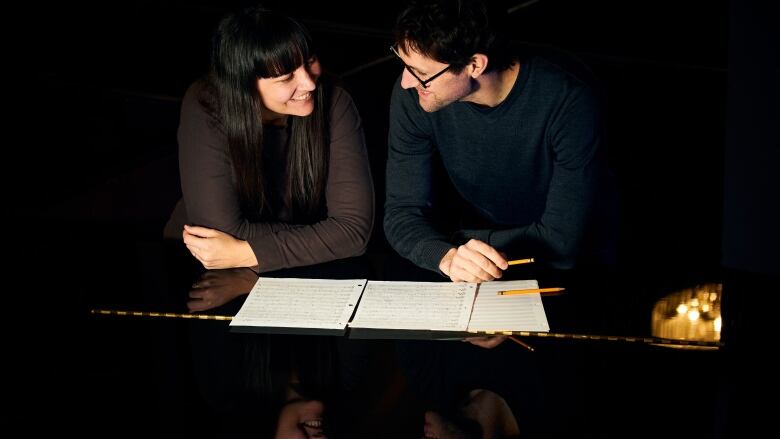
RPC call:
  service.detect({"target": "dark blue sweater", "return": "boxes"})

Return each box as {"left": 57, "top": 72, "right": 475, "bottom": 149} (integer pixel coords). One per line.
{"left": 385, "top": 56, "right": 606, "bottom": 272}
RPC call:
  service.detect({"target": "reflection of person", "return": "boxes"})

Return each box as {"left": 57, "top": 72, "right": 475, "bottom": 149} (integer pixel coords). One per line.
{"left": 275, "top": 397, "right": 328, "bottom": 439}
{"left": 423, "top": 389, "right": 520, "bottom": 439}
{"left": 184, "top": 266, "right": 348, "bottom": 437}
{"left": 195, "top": 334, "right": 337, "bottom": 439}
{"left": 384, "top": 0, "right": 610, "bottom": 284}
{"left": 164, "top": 5, "right": 373, "bottom": 272}
{"left": 187, "top": 268, "right": 257, "bottom": 312}
{"left": 239, "top": 334, "right": 337, "bottom": 438}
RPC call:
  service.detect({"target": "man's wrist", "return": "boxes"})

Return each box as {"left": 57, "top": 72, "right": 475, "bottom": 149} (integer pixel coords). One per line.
{"left": 439, "top": 247, "right": 457, "bottom": 275}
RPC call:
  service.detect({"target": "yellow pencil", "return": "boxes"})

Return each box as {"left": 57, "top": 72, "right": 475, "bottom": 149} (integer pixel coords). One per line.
{"left": 507, "top": 258, "right": 534, "bottom": 265}
{"left": 497, "top": 287, "right": 566, "bottom": 296}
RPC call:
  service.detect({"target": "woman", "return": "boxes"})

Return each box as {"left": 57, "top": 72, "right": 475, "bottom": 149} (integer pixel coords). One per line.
{"left": 185, "top": 267, "right": 343, "bottom": 437}
{"left": 164, "top": 6, "right": 374, "bottom": 282}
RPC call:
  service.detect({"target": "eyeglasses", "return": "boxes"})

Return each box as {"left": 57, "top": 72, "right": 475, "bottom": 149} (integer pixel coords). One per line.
{"left": 389, "top": 45, "right": 450, "bottom": 89}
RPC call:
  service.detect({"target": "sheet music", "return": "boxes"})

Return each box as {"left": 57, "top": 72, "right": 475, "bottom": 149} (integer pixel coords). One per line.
{"left": 349, "top": 281, "right": 477, "bottom": 331}
{"left": 230, "top": 277, "right": 366, "bottom": 329}
{"left": 467, "top": 280, "right": 550, "bottom": 332}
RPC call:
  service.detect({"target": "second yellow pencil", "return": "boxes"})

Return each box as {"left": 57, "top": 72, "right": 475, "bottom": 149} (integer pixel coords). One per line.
{"left": 497, "top": 287, "right": 566, "bottom": 296}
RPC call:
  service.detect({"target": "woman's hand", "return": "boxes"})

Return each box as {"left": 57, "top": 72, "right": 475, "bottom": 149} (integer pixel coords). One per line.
{"left": 188, "top": 268, "right": 258, "bottom": 312}
{"left": 183, "top": 225, "right": 258, "bottom": 269}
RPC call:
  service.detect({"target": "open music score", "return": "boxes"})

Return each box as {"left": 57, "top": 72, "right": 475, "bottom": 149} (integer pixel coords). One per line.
{"left": 228, "top": 277, "right": 550, "bottom": 336}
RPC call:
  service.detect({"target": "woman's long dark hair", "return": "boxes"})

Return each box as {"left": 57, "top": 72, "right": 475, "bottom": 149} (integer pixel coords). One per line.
{"left": 208, "top": 6, "right": 329, "bottom": 220}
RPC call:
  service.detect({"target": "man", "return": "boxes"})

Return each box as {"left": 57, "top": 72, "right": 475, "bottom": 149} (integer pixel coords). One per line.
{"left": 383, "top": 4, "right": 611, "bottom": 433}
{"left": 385, "top": 0, "right": 610, "bottom": 285}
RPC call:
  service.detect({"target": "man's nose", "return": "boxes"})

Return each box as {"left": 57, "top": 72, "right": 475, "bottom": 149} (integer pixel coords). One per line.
{"left": 400, "top": 68, "right": 418, "bottom": 89}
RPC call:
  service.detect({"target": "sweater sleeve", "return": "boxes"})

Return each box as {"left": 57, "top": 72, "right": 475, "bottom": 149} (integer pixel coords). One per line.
{"left": 457, "top": 86, "right": 603, "bottom": 269}
{"left": 384, "top": 79, "right": 455, "bottom": 274}
{"left": 178, "top": 83, "right": 373, "bottom": 272}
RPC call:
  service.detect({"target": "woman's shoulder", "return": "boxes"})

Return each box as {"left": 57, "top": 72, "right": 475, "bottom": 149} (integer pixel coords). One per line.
{"left": 180, "top": 78, "right": 221, "bottom": 126}
{"left": 182, "top": 78, "right": 209, "bottom": 104}
{"left": 326, "top": 80, "right": 363, "bottom": 117}
{"left": 320, "top": 81, "right": 365, "bottom": 145}
{"left": 327, "top": 83, "right": 357, "bottom": 111}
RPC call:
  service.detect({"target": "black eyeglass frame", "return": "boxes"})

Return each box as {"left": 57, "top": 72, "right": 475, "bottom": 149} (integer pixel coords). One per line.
{"left": 390, "top": 45, "right": 451, "bottom": 89}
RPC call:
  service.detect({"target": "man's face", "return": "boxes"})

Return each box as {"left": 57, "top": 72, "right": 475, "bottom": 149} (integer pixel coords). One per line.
{"left": 396, "top": 46, "right": 471, "bottom": 113}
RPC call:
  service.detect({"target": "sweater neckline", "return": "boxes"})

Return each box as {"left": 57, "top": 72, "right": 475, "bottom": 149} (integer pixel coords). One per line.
{"left": 467, "top": 57, "right": 532, "bottom": 117}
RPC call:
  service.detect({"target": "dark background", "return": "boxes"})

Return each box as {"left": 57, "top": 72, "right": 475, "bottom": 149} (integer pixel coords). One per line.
{"left": 7, "top": 0, "right": 778, "bottom": 437}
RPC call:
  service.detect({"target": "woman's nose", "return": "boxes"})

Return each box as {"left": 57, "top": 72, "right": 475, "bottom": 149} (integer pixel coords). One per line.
{"left": 297, "top": 67, "right": 316, "bottom": 91}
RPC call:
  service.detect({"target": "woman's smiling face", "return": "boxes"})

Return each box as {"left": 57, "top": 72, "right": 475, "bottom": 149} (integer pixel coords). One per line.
{"left": 257, "top": 57, "right": 322, "bottom": 121}
{"left": 275, "top": 398, "right": 326, "bottom": 439}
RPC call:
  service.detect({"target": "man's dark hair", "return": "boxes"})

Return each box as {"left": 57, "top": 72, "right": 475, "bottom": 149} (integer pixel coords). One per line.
{"left": 394, "top": 0, "right": 513, "bottom": 73}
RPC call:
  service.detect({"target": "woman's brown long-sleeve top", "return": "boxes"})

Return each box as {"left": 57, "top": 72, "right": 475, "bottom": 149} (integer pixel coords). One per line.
{"left": 164, "top": 81, "right": 374, "bottom": 273}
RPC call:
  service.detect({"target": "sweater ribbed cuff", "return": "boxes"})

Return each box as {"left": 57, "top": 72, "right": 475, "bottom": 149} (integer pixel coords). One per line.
{"left": 414, "top": 240, "right": 457, "bottom": 276}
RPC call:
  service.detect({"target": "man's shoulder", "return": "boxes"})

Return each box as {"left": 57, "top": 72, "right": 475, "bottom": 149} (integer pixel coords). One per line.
{"left": 529, "top": 56, "right": 595, "bottom": 89}
{"left": 515, "top": 43, "right": 598, "bottom": 91}
{"left": 520, "top": 54, "right": 602, "bottom": 115}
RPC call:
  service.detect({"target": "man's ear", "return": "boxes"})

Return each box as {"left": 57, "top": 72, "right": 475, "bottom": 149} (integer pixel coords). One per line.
{"left": 469, "top": 53, "right": 489, "bottom": 78}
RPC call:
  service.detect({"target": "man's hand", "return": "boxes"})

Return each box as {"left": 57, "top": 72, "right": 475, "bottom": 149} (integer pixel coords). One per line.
{"left": 188, "top": 268, "right": 258, "bottom": 312}
{"left": 439, "top": 239, "right": 508, "bottom": 282}
{"left": 183, "top": 225, "right": 258, "bottom": 269}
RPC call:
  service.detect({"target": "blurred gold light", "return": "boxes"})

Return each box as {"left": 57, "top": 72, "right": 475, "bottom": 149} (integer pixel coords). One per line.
{"left": 651, "top": 283, "right": 722, "bottom": 348}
